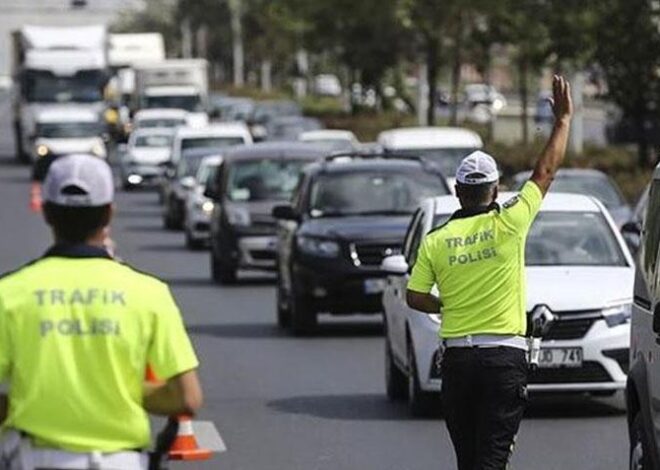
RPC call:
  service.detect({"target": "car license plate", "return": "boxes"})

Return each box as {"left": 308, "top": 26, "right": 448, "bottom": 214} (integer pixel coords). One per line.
{"left": 538, "top": 347, "right": 583, "bottom": 368}
{"left": 364, "top": 278, "right": 387, "bottom": 294}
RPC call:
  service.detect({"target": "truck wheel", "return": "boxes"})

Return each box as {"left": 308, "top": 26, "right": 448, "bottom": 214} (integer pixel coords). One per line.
{"left": 211, "top": 253, "right": 237, "bottom": 285}
{"left": 630, "top": 412, "right": 653, "bottom": 470}
{"left": 13, "top": 123, "right": 28, "bottom": 164}
{"left": 385, "top": 337, "right": 408, "bottom": 401}
{"left": 408, "top": 344, "right": 441, "bottom": 417}
{"left": 290, "top": 290, "right": 317, "bottom": 336}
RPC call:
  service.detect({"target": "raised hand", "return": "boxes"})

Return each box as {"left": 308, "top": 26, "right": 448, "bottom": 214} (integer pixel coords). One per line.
{"left": 550, "top": 75, "right": 573, "bottom": 123}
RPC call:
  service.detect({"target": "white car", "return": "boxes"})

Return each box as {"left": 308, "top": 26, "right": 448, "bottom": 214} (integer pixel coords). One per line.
{"left": 377, "top": 126, "right": 483, "bottom": 190}
{"left": 184, "top": 155, "right": 222, "bottom": 249}
{"left": 120, "top": 128, "right": 174, "bottom": 189}
{"left": 170, "top": 123, "right": 253, "bottom": 164}
{"left": 383, "top": 192, "right": 635, "bottom": 415}
{"left": 132, "top": 108, "right": 190, "bottom": 131}
{"left": 32, "top": 106, "right": 107, "bottom": 161}
{"left": 298, "top": 129, "right": 359, "bottom": 152}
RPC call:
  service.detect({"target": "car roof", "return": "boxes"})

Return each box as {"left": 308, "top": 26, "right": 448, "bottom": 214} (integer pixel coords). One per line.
{"left": 377, "top": 126, "right": 483, "bottom": 149}
{"left": 222, "top": 142, "right": 328, "bottom": 161}
{"left": 299, "top": 130, "right": 357, "bottom": 141}
{"left": 134, "top": 108, "right": 188, "bottom": 119}
{"left": 175, "top": 123, "right": 250, "bottom": 138}
{"left": 131, "top": 127, "right": 175, "bottom": 137}
{"left": 200, "top": 155, "right": 223, "bottom": 166}
{"left": 430, "top": 192, "right": 604, "bottom": 215}
{"left": 513, "top": 168, "right": 609, "bottom": 182}
{"left": 305, "top": 156, "right": 439, "bottom": 175}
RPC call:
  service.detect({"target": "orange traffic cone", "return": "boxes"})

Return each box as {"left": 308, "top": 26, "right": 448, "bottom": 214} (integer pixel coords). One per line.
{"left": 168, "top": 415, "right": 212, "bottom": 461}
{"left": 29, "top": 182, "right": 42, "bottom": 213}
{"left": 144, "top": 365, "right": 212, "bottom": 462}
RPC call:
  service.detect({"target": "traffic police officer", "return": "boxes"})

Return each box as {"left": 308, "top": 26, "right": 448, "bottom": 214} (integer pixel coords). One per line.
{"left": 0, "top": 154, "right": 203, "bottom": 469}
{"left": 406, "top": 75, "right": 573, "bottom": 469}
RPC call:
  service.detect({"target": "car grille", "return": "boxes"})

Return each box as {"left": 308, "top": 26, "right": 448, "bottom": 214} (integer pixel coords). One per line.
{"left": 543, "top": 317, "right": 597, "bottom": 340}
{"left": 251, "top": 249, "right": 275, "bottom": 261}
{"left": 351, "top": 243, "right": 401, "bottom": 267}
{"left": 529, "top": 361, "right": 612, "bottom": 384}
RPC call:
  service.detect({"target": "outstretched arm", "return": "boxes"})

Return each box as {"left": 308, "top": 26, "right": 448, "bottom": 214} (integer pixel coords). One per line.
{"left": 530, "top": 75, "right": 574, "bottom": 195}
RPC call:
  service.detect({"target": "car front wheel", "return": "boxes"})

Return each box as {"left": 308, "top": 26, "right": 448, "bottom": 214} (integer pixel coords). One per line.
{"left": 407, "top": 343, "right": 440, "bottom": 417}
{"left": 385, "top": 336, "right": 408, "bottom": 401}
{"left": 630, "top": 412, "right": 653, "bottom": 470}
{"left": 210, "top": 252, "right": 237, "bottom": 284}
{"left": 290, "top": 288, "right": 317, "bottom": 336}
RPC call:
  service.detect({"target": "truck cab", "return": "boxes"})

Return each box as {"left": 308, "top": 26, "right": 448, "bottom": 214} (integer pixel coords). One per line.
{"left": 11, "top": 25, "right": 109, "bottom": 163}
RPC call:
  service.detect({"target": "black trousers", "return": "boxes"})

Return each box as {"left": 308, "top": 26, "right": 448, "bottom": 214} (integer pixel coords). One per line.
{"left": 441, "top": 346, "right": 528, "bottom": 470}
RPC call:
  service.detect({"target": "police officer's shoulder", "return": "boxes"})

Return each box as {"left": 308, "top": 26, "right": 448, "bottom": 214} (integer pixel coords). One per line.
{"left": 117, "top": 261, "right": 171, "bottom": 291}
{"left": 0, "top": 257, "right": 44, "bottom": 287}
{"left": 427, "top": 218, "right": 454, "bottom": 237}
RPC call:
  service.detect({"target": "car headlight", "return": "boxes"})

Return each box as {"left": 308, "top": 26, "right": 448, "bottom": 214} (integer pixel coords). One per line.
{"left": 296, "top": 236, "right": 340, "bottom": 258}
{"left": 35, "top": 144, "right": 49, "bottom": 157}
{"left": 602, "top": 303, "right": 632, "bottom": 327}
{"left": 225, "top": 206, "right": 251, "bottom": 226}
{"left": 91, "top": 142, "right": 106, "bottom": 157}
{"left": 200, "top": 201, "right": 214, "bottom": 213}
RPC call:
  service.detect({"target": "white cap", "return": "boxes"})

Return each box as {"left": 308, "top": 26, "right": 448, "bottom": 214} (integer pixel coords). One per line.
{"left": 43, "top": 154, "right": 114, "bottom": 207}
{"left": 455, "top": 150, "right": 499, "bottom": 185}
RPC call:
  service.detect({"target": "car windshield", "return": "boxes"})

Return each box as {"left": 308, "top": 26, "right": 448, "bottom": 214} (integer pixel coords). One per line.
{"left": 514, "top": 174, "right": 625, "bottom": 209}
{"left": 181, "top": 137, "right": 245, "bottom": 151}
{"left": 137, "top": 118, "right": 185, "bottom": 129}
{"left": 36, "top": 122, "right": 103, "bottom": 138}
{"left": 310, "top": 171, "right": 447, "bottom": 217}
{"left": 226, "top": 159, "right": 309, "bottom": 202}
{"left": 197, "top": 162, "right": 220, "bottom": 185}
{"left": 432, "top": 211, "right": 627, "bottom": 266}
{"left": 134, "top": 134, "right": 172, "bottom": 148}
{"left": 176, "top": 154, "right": 209, "bottom": 178}
{"left": 397, "top": 147, "right": 478, "bottom": 176}
{"left": 145, "top": 95, "right": 201, "bottom": 112}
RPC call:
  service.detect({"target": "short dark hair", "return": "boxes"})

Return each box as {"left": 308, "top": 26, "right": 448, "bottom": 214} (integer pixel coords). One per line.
{"left": 43, "top": 203, "right": 111, "bottom": 243}
{"left": 456, "top": 182, "right": 497, "bottom": 207}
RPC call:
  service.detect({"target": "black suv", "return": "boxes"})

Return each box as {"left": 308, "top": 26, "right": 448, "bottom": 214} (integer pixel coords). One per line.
{"left": 204, "top": 142, "right": 326, "bottom": 284}
{"left": 627, "top": 163, "right": 660, "bottom": 469}
{"left": 272, "top": 155, "right": 450, "bottom": 334}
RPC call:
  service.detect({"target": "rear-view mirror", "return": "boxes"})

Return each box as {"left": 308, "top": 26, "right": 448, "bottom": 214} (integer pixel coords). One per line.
{"left": 381, "top": 254, "right": 408, "bottom": 275}
{"left": 621, "top": 221, "right": 641, "bottom": 236}
{"left": 180, "top": 176, "right": 196, "bottom": 190}
{"left": 272, "top": 204, "right": 298, "bottom": 221}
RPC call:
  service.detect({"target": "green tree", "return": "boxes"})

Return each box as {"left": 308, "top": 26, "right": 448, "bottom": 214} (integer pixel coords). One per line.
{"left": 594, "top": 0, "right": 660, "bottom": 166}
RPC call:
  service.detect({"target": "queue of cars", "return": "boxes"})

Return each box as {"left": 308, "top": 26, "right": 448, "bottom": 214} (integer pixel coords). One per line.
{"left": 112, "top": 90, "right": 660, "bottom": 464}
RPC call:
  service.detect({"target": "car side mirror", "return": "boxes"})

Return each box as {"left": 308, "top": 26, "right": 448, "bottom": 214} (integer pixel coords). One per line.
{"left": 203, "top": 184, "right": 218, "bottom": 200}
{"left": 272, "top": 204, "right": 299, "bottom": 221}
{"left": 180, "top": 176, "right": 196, "bottom": 190}
{"left": 381, "top": 254, "right": 408, "bottom": 275}
{"left": 621, "top": 221, "right": 641, "bottom": 236}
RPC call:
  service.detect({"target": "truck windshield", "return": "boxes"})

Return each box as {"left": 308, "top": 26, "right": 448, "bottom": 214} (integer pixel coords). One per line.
{"left": 25, "top": 70, "right": 105, "bottom": 103}
{"left": 226, "top": 159, "right": 308, "bottom": 202}
{"left": 144, "top": 95, "right": 201, "bottom": 112}
{"left": 309, "top": 170, "right": 447, "bottom": 217}
{"left": 137, "top": 118, "right": 186, "bottom": 129}
{"left": 36, "top": 122, "right": 103, "bottom": 138}
{"left": 134, "top": 134, "right": 172, "bottom": 147}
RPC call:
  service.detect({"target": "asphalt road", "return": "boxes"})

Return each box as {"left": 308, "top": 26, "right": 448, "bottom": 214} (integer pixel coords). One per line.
{"left": 0, "top": 96, "right": 629, "bottom": 469}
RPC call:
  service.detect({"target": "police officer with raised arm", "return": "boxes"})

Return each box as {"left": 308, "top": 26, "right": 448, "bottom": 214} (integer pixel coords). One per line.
{"left": 0, "top": 154, "right": 203, "bottom": 469}
{"left": 406, "top": 75, "right": 573, "bottom": 469}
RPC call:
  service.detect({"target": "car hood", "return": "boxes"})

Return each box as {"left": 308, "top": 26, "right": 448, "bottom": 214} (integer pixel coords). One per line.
{"left": 526, "top": 266, "right": 634, "bottom": 312}
{"left": 36, "top": 137, "right": 102, "bottom": 154}
{"left": 130, "top": 147, "right": 171, "bottom": 164}
{"left": 300, "top": 215, "right": 412, "bottom": 242}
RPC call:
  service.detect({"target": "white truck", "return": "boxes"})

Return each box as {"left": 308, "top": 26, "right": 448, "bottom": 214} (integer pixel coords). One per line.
{"left": 11, "top": 25, "right": 109, "bottom": 163}
{"left": 132, "top": 59, "right": 209, "bottom": 126}
{"left": 108, "top": 33, "right": 166, "bottom": 139}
